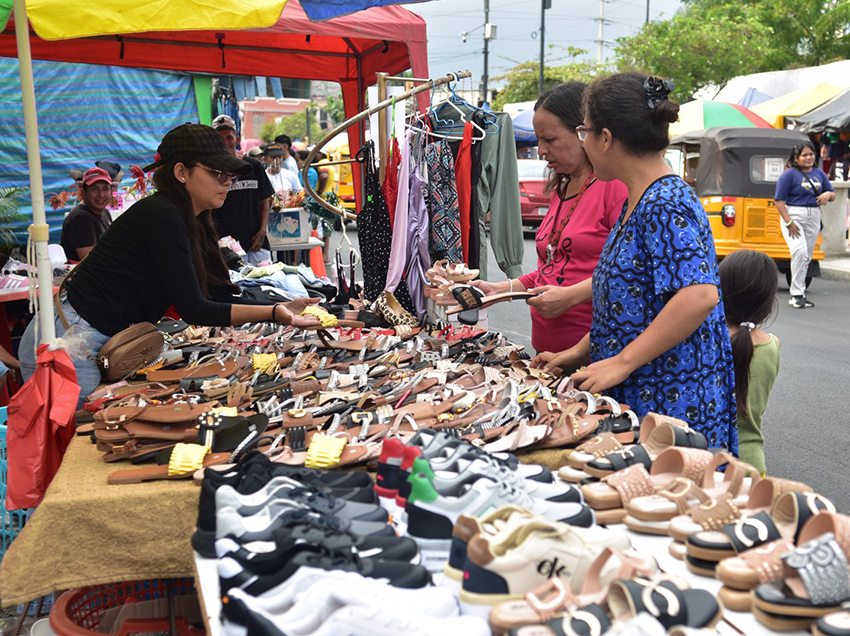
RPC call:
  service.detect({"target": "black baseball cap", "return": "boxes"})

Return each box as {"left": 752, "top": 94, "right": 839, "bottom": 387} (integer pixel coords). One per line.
{"left": 263, "top": 143, "right": 285, "bottom": 157}
{"left": 142, "top": 123, "right": 252, "bottom": 175}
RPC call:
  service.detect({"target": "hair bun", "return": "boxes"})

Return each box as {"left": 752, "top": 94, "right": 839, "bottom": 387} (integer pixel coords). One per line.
{"left": 652, "top": 100, "right": 680, "bottom": 124}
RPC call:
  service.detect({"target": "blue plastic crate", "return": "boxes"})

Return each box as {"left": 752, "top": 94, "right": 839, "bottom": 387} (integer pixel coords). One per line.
{"left": 0, "top": 407, "right": 31, "bottom": 565}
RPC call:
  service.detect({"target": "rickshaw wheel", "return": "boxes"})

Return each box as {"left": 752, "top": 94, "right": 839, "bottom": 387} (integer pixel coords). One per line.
{"left": 784, "top": 271, "right": 812, "bottom": 290}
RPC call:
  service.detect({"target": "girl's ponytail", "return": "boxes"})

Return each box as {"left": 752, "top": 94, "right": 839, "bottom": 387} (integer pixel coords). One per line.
{"left": 719, "top": 252, "right": 778, "bottom": 415}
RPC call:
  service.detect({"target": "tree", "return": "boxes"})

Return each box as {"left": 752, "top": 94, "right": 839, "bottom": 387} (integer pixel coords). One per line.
{"left": 260, "top": 106, "right": 323, "bottom": 143}
{"left": 615, "top": 3, "right": 773, "bottom": 101}
{"left": 325, "top": 94, "right": 346, "bottom": 125}
{"left": 492, "top": 55, "right": 609, "bottom": 111}
{"left": 682, "top": 0, "right": 850, "bottom": 68}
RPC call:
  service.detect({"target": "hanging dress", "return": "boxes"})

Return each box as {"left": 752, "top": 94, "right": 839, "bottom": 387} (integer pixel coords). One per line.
{"left": 425, "top": 139, "right": 463, "bottom": 263}
{"left": 355, "top": 141, "right": 415, "bottom": 311}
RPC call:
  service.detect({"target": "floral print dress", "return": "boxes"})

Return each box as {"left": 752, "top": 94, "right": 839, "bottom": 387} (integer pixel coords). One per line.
{"left": 590, "top": 175, "right": 738, "bottom": 453}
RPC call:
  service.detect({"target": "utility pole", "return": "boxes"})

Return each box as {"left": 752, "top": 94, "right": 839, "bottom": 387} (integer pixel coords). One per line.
{"left": 539, "top": 0, "right": 545, "bottom": 94}
{"left": 482, "top": 0, "right": 490, "bottom": 106}
{"left": 594, "top": 0, "right": 609, "bottom": 64}
{"left": 646, "top": 0, "right": 650, "bottom": 24}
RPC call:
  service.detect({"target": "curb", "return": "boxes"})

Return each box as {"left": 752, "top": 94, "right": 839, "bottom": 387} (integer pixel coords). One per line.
{"left": 821, "top": 266, "right": 850, "bottom": 283}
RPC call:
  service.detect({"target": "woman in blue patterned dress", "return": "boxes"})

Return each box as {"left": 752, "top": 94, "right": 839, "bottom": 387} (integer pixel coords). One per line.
{"left": 533, "top": 73, "right": 737, "bottom": 452}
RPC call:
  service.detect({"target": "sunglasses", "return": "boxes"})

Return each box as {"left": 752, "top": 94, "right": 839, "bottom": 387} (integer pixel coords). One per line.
{"left": 199, "top": 164, "right": 240, "bottom": 185}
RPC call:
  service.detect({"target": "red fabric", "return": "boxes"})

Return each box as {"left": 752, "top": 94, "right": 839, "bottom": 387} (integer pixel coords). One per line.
{"left": 164, "top": 306, "right": 181, "bottom": 320}
{"left": 5, "top": 345, "right": 80, "bottom": 510}
{"left": 382, "top": 137, "right": 401, "bottom": 228}
{"left": 518, "top": 180, "right": 628, "bottom": 353}
{"left": 455, "top": 122, "right": 473, "bottom": 263}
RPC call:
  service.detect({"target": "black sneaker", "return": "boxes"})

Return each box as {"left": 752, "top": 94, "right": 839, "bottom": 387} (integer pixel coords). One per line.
{"left": 789, "top": 295, "right": 807, "bottom": 308}
{"left": 216, "top": 518, "right": 419, "bottom": 565}
{"left": 211, "top": 504, "right": 395, "bottom": 555}
{"left": 802, "top": 296, "right": 814, "bottom": 307}
{"left": 206, "top": 452, "right": 373, "bottom": 489}
{"left": 218, "top": 543, "right": 432, "bottom": 595}
{"left": 193, "top": 478, "right": 386, "bottom": 557}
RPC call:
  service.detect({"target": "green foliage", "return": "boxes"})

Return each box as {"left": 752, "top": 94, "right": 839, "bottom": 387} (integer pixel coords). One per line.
{"left": 618, "top": 0, "right": 850, "bottom": 102}
{"left": 325, "top": 94, "right": 346, "bottom": 124}
{"left": 260, "top": 106, "right": 324, "bottom": 144}
{"left": 615, "top": 3, "right": 772, "bottom": 101}
{"left": 492, "top": 58, "right": 610, "bottom": 111}
{"left": 683, "top": 0, "right": 850, "bottom": 67}
{"left": 0, "top": 187, "right": 26, "bottom": 248}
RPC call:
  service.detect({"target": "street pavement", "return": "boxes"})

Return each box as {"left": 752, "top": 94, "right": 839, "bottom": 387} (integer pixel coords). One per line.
{"left": 330, "top": 228, "right": 850, "bottom": 511}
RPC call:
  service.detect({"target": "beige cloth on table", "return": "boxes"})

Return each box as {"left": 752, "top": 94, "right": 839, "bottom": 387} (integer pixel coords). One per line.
{"left": 0, "top": 427, "right": 572, "bottom": 607}
{"left": 0, "top": 435, "right": 199, "bottom": 607}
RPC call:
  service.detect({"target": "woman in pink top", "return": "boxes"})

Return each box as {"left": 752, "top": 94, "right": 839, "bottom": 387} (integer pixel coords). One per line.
{"left": 473, "top": 82, "right": 627, "bottom": 353}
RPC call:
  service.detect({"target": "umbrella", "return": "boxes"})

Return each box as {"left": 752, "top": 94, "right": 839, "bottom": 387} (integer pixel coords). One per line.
{"left": 512, "top": 109, "right": 537, "bottom": 144}
{"left": 5, "top": 344, "right": 79, "bottom": 510}
{"left": 751, "top": 83, "right": 843, "bottom": 129}
{"left": 669, "top": 100, "right": 772, "bottom": 137}
{"left": 1, "top": 0, "right": 436, "bottom": 347}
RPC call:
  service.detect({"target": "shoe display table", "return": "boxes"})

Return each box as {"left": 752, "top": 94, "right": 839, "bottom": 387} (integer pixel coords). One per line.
{"left": 191, "top": 520, "right": 808, "bottom": 636}
{"left": 0, "top": 435, "right": 199, "bottom": 607}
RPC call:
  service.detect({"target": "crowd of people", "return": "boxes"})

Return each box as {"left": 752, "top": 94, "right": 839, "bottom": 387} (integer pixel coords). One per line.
{"left": 19, "top": 71, "right": 842, "bottom": 475}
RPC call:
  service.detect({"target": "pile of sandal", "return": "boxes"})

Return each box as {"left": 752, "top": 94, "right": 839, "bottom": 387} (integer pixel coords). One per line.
{"left": 77, "top": 317, "right": 644, "bottom": 487}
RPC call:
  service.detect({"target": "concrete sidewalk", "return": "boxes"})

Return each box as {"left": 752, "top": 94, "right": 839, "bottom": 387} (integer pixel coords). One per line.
{"left": 822, "top": 256, "right": 850, "bottom": 282}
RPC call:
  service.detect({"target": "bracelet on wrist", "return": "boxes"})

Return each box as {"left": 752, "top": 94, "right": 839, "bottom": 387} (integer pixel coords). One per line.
{"left": 785, "top": 219, "right": 795, "bottom": 228}
{"left": 272, "top": 303, "right": 282, "bottom": 322}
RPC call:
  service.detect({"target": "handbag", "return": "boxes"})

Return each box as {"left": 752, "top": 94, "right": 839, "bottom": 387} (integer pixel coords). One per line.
{"left": 54, "top": 263, "right": 164, "bottom": 381}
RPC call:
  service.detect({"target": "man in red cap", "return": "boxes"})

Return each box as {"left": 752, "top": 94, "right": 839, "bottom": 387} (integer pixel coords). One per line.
{"left": 60, "top": 166, "right": 113, "bottom": 261}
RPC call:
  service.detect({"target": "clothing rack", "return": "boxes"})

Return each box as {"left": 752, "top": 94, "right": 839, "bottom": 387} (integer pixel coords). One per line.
{"left": 301, "top": 70, "right": 473, "bottom": 221}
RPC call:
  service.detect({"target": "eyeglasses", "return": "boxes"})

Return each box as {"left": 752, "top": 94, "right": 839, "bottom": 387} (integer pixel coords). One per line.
{"left": 575, "top": 125, "right": 589, "bottom": 142}
{"left": 199, "top": 165, "right": 240, "bottom": 185}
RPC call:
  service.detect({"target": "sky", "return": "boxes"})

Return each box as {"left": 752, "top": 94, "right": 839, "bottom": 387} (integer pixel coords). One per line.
{"left": 407, "top": 0, "right": 684, "bottom": 91}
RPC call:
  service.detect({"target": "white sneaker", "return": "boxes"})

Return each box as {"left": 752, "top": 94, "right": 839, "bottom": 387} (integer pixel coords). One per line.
{"left": 224, "top": 588, "right": 485, "bottom": 636}
{"left": 307, "top": 604, "right": 488, "bottom": 636}
{"left": 458, "top": 516, "right": 610, "bottom": 609}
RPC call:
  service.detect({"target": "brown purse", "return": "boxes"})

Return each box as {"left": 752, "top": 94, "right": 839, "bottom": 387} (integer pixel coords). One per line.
{"left": 55, "top": 263, "right": 164, "bottom": 381}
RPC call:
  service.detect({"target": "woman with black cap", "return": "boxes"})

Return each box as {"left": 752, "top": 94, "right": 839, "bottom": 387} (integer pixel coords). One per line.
{"left": 20, "top": 123, "right": 321, "bottom": 400}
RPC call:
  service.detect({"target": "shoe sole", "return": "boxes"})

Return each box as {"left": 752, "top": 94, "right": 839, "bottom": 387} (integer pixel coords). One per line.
{"left": 752, "top": 604, "right": 817, "bottom": 631}
{"left": 406, "top": 536, "right": 451, "bottom": 572}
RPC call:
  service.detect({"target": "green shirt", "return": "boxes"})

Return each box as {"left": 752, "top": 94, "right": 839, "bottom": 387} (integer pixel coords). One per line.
{"left": 738, "top": 333, "right": 780, "bottom": 473}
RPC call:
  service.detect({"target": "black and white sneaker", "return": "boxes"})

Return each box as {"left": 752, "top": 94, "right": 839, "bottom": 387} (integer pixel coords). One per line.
{"left": 218, "top": 543, "right": 432, "bottom": 596}
{"left": 789, "top": 295, "right": 812, "bottom": 308}
{"left": 193, "top": 476, "right": 382, "bottom": 556}
{"left": 214, "top": 511, "right": 420, "bottom": 564}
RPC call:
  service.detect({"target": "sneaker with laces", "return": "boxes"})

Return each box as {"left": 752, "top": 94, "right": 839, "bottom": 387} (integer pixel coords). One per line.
{"left": 443, "top": 506, "right": 630, "bottom": 590}
{"left": 457, "top": 517, "right": 610, "bottom": 611}
{"left": 788, "top": 295, "right": 808, "bottom": 308}
{"left": 215, "top": 514, "right": 419, "bottom": 564}
{"left": 194, "top": 476, "right": 384, "bottom": 556}
{"left": 222, "top": 575, "right": 457, "bottom": 636}
{"left": 218, "top": 543, "right": 431, "bottom": 596}
{"left": 404, "top": 459, "right": 594, "bottom": 570}
{"left": 223, "top": 588, "right": 487, "bottom": 636}
{"left": 214, "top": 501, "right": 392, "bottom": 547}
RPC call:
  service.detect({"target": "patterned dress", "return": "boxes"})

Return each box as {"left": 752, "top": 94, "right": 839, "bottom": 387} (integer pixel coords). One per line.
{"left": 590, "top": 175, "right": 738, "bottom": 453}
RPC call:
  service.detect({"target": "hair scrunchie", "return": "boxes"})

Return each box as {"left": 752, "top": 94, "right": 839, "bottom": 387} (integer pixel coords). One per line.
{"left": 740, "top": 322, "right": 755, "bottom": 331}
{"left": 644, "top": 76, "right": 676, "bottom": 108}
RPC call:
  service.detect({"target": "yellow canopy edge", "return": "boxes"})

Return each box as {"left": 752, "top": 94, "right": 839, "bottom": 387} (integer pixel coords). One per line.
{"left": 24, "top": 0, "right": 289, "bottom": 41}
{"left": 752, "top": 83, "right": 843, "bottom": 129}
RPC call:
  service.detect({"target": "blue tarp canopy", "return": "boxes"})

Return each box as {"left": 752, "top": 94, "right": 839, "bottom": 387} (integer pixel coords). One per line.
{"left": 512, "top": 109, "right": 536, "bottom": 146}
{"left": 0, "top": 58, "right": 199, "bottom": 241}
{"left": 737, "top": 87, "right": 773, "bottom": 109}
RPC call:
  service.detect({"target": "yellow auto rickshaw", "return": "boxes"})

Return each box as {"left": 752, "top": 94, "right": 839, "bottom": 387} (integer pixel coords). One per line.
{"left": 667, "top": 127, "right": 823, "bottom": 286}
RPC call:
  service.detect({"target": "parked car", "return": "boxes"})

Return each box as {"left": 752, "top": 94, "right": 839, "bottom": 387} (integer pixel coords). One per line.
{"left": 518, "top": 159, "right": 550, "bottom": 227}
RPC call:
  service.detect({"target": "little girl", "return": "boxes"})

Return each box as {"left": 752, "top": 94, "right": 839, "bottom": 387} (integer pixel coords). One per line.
{"left": 719, "top": 250, "right": 781, "bottom": 475}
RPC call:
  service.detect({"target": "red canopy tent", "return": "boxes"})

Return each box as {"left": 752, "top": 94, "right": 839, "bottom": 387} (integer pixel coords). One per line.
{"left": 0, "top": 0, "right": 429, "bottom": 204}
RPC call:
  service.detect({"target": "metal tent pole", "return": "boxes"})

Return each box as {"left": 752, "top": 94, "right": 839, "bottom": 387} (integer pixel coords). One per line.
{"left": 13, "top": 0, "right": 55, "bottom": 345}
